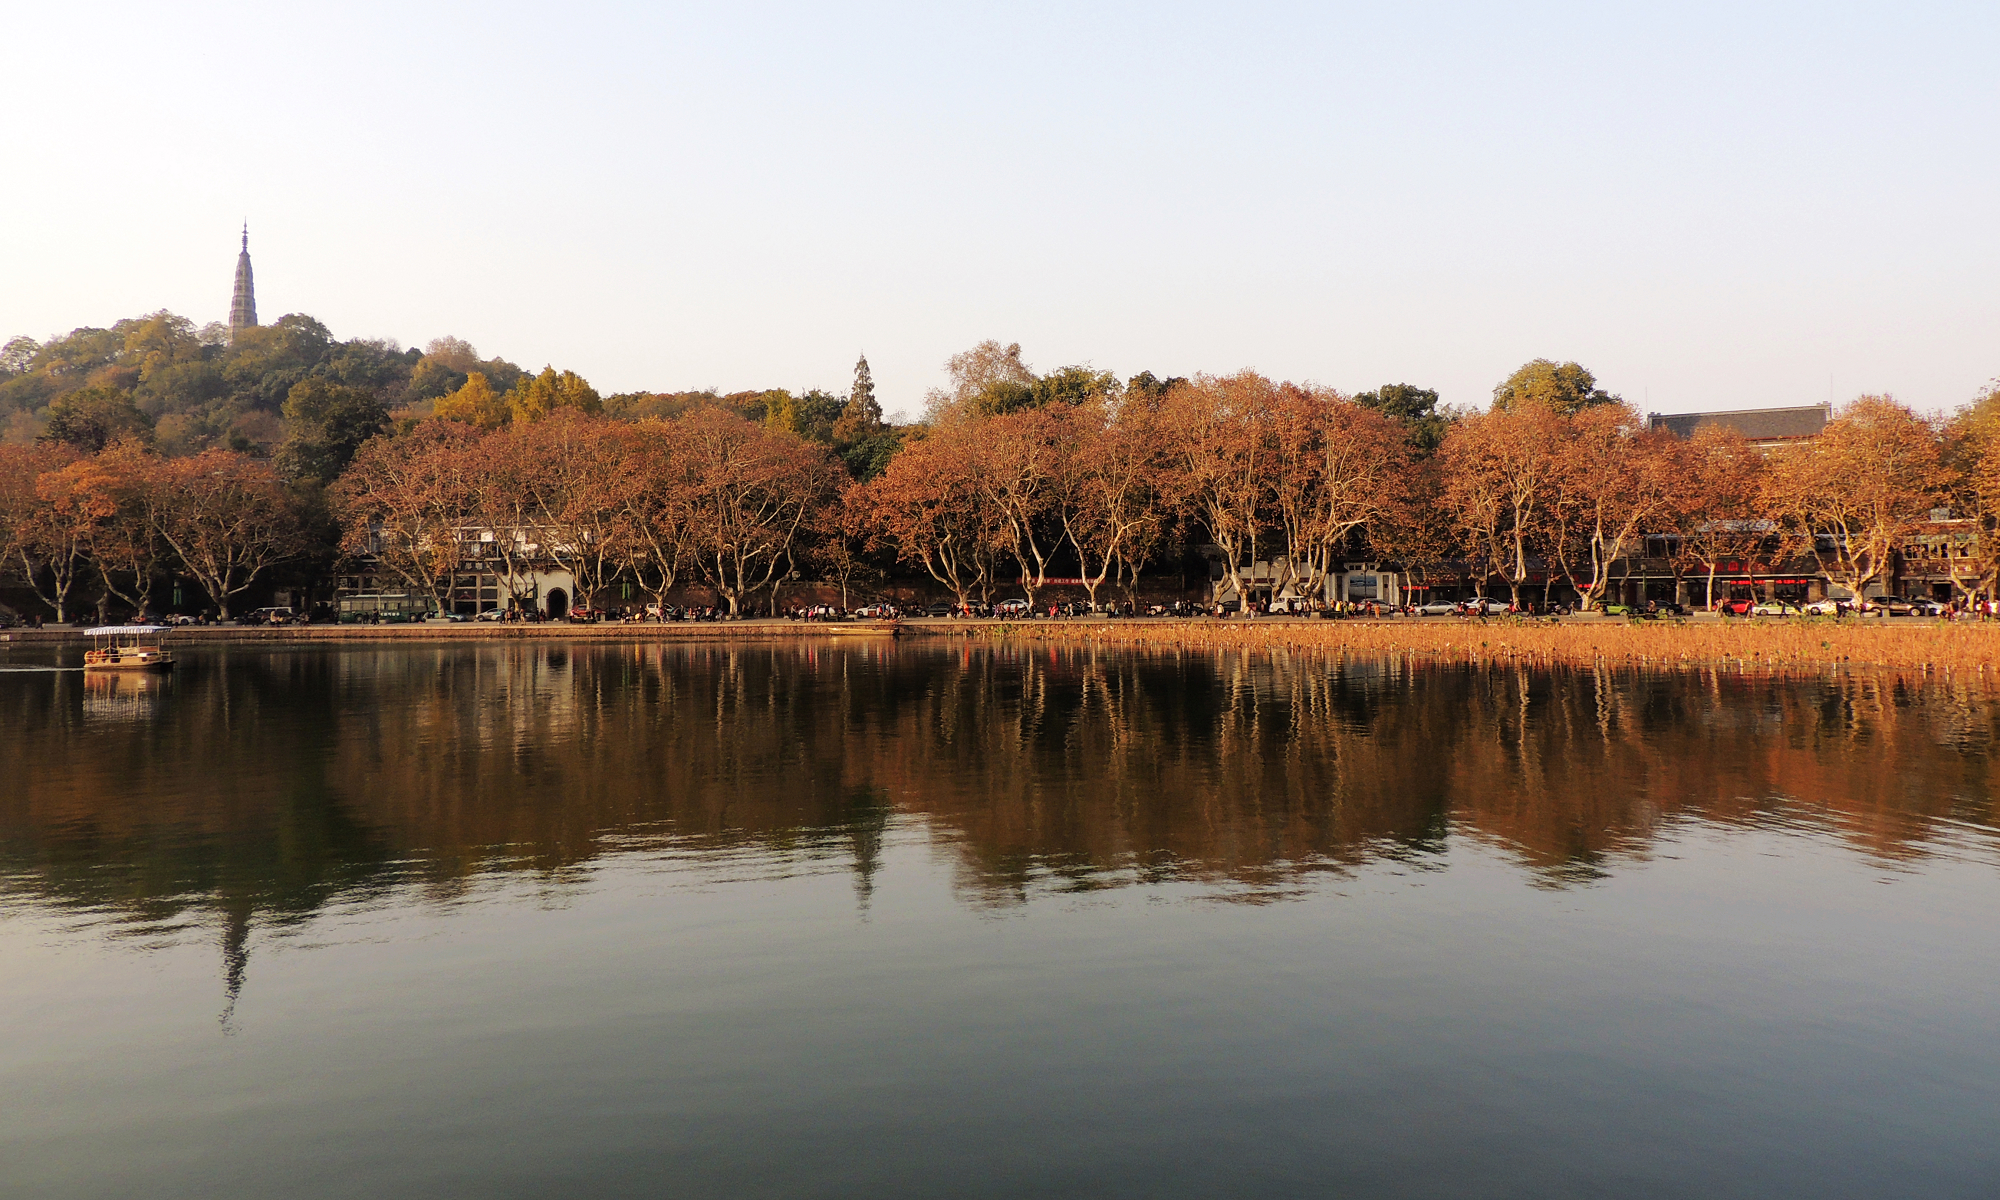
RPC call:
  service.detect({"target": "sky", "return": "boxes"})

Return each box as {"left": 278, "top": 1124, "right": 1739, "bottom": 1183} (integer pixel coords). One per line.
{"left": 2, "top": 1, "right": 1995, "bottom": 421}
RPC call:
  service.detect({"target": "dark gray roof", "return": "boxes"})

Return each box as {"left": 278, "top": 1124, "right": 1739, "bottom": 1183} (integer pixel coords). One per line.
{"left": 1647, "top": 404, "right": 1830, "bottom": 442}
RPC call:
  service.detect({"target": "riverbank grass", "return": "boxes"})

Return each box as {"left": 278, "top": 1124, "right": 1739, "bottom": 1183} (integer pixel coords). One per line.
{"left": 970, "top": 617, "right": 2000, "bottom": 673}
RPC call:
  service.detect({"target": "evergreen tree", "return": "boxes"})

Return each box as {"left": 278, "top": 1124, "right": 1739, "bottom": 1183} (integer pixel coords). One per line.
{"left": 833, "top": 353, "right": 899, "bottom": 480}
{"left": 833, "top": 354, "right": 883, "bottom": 441}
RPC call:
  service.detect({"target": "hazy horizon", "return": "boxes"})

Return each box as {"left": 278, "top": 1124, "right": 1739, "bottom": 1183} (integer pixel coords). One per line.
{"left": 5, "top": 2, "right": 1994, "bottom": 421}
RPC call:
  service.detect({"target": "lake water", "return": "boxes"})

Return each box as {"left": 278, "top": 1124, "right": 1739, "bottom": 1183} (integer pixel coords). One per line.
{"left": 3, "top": 641, "right": 1998, "bottom": 1198}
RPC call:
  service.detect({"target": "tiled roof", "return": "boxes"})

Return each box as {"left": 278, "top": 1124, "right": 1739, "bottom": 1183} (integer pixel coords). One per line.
{"left": 1648, "top": 404, "right": 1830, "bottom": 442}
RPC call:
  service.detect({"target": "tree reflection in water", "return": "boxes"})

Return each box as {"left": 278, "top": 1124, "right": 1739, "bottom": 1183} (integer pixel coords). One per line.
{"left": 2, "top": 642, "right": 1996, "bottom": 1006}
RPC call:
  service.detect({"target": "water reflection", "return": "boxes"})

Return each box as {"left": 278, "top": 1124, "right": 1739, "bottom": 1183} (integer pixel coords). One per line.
{"left": 3, "top": 642, "right": 1997, "bottom": 995}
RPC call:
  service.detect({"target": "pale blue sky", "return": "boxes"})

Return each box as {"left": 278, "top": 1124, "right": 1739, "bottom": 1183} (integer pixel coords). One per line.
{"left": 4, "top": 1, "right": 1995, "bottom": 419}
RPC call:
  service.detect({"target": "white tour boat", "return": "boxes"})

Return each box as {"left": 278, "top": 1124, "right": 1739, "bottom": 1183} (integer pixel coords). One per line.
{"left": 83, "top": 625, "right": 175, "bottom": 672}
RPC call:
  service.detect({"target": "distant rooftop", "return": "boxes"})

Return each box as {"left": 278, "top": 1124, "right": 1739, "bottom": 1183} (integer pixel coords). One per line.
{"left": 1647, "top": 403, "right": 1831, "bottom": 444}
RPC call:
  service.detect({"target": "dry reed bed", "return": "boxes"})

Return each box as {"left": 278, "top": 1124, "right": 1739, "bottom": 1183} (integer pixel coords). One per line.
{"left": 965, "top": 618, "right": 2000, "bottom": 675}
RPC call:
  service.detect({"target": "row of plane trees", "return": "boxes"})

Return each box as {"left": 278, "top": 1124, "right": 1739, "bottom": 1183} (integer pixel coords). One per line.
{"left": 2, "top": 363, "right": 1996, "bottom": 619}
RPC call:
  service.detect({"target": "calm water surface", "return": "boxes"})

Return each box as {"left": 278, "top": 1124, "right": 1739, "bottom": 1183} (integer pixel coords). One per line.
{"left": 3, "top": 641, "right": 1999, "bottom": 1198}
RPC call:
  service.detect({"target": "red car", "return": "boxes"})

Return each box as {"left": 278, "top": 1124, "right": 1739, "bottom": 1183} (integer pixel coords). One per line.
{"left": 1717, "top": 599, "right": 1754, "bottom": 615}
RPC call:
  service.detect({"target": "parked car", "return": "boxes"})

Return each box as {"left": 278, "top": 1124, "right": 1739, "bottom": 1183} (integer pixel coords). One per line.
{"left": 1803, "top": 599, "right": 1845, "bottom": 616}
{"left": 923, "top": 601, "right": 957, "bottom": 617}
{"left": 566, "top": 607, "right": 599, "bottom": 623}
{"left": 993, "top": 599, "right": 1032, "bottom": 617}
{"left": 1459, "top": 598, "right": 1511, "bottom": 616}
{"left": 1416, "top": 601, "right": 1459, "bottom": 616}
{"left": 242, "top": 606, "right": 297, "bottom": 626}
{"left": 1717, "top": 598, "right": 1755, "bottom": 616}
{"left": 853, "top": 603, "right": 895, "bottom": 619}
{"left": 430, "top": 611, "right": 470, "bottom": 622}
{"left": 1906, "top": 599, "right": 1948, "bottom": 617}
{"left": 1751, "top": 601, "right": 1802, "bottom": 617}
{"left": 1858, "top": 598, "right": 1915, "bottom": 617}
{"left": 476, "top": 608, "right": 507, "bottom": 621}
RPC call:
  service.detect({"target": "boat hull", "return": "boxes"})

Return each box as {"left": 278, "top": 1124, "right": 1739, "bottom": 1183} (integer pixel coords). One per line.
{"left": 84, "top": 653, "right": 174, "bottom": 672}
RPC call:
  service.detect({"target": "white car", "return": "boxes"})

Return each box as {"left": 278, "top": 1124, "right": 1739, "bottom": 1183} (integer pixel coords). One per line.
{"left": 993, "top": 599, "right": 1032, "bottom": 616}
{"left": 1459, "top": 599, "right": 1511, "bottom": 616}
{"left": 1416, "top": 601, "right": 1458, "bottom": 616}
{"left": 1751, "top": 601, "right": 1802, "bottom": 617}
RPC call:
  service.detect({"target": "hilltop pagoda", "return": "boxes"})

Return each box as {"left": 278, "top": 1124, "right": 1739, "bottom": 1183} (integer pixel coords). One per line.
{"left": 228, "top": 224, "right": 258, "bottom": 335}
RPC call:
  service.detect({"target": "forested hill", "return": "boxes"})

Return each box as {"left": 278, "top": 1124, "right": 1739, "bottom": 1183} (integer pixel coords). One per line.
{"left": 0, "top": 310, "right": 897, "bottom": 477}
{"left": 0, "top": 312, "right": 525, "bottom": 456}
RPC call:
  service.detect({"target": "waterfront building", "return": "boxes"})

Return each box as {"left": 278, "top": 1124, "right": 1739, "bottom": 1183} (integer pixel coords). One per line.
{"left": 1896, "top": 511, "right": 1986, "bottom": 603}
{"left": 333, "top": 524, "right": 581, "bottom": 621}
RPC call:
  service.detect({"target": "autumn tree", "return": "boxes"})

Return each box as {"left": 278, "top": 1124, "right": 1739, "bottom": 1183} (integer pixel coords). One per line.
{"left": 1764, "top": 395, "right": 1946, "bottom": 601}
{"left": 1264, "top": 385, "right": 1412, "bottom": 600}
{"left": 463, "top": 428, "right": 548, "bottom": 608}
{"left": 1944, "top": 381, "right": 2000, "bottom": 600}
{"left": 858, "top": 422, "right": 1003, "bottom": 608}
{"left": 515, "top": 413, "right": 629, "bottom": 609}
{"left": 1550, "top": 405, "right": 1677, "bottom": 610}
{"left": 1437, "top": 402, "right": 1567, "bottom": 605}
{"left": 1158, "top": 372, "right": 1275, "bottom": 603}
{"left": 608, "top": 420, "right": 698, "bottom": 612}
{"left": 1665, "top": 425, "right": 1768, "bottom": 609}
{"left": 679, "top": 409, "right": 839, "bottom": 615}
{"left": 85, "top": 441, "right": 170, "bottom": 616}
{"left": 1052, "top": 402, "right": 1168, "bottom": 610}
{"left": 506, "top": 367, "right": 601, "bottom": 424}
{"left": 805, "top": 484, "right": 879, "bottom": 610}
{"left": 1370, "top": 458, "right": 1460, "bottom": 600}
{"left": 331, "top": 421, "right": 479, "bottom": 615}
{"left": 980, "top": 405, "right": 1069, "bottom": 605}
{"left": 0, "top": 444, "right": 99, "bottom": 621}
{"left": 144, "top": 450, "right": 304, "bottom": 619}
{"left": 434, "top": 371, "right": 510, "bottom": 430}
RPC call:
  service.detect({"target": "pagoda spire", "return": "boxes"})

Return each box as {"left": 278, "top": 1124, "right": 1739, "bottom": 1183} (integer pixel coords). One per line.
{"left": 229, "top": 224, "right": 258, "bottom": 334}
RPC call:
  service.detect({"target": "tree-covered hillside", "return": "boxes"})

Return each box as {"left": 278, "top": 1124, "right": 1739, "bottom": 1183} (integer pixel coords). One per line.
{"left": 0, "top": 312, "right": 525, "bottom": 456}
{"left": 0, "top": 311, "right": 902, "bottom": 480}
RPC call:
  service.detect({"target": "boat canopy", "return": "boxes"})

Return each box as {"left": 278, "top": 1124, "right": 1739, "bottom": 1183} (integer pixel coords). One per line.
{"left": 84, "top": 625, "right": 168, "bottom": 636}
